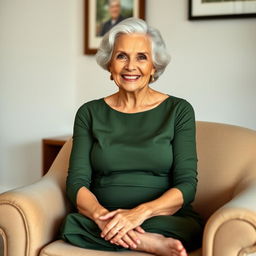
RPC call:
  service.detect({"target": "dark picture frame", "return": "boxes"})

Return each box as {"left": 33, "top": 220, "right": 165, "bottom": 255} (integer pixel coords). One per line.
{"left": 189, "top": 0, "right": 256, "bottom": 20}
{"left": 85, "top": 0, "right": 146, "bottom": 54}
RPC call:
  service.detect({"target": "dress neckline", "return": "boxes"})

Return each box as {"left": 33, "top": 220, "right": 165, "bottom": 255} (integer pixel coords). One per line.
{"left": 101, "top": 95, "right": 172, "bottom": 115}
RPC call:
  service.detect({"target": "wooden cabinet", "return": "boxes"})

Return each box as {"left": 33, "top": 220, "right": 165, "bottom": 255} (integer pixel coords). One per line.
{"left": 42, "top": 135, "right": 71, "bottom": 175}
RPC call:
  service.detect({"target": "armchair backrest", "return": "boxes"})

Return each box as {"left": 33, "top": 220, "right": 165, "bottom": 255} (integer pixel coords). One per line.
{"left": 46, "top": 121, "right": 256, "bottom": 223}
{"left": 45, "top": 138, "right": 72, "bottom": 191}
{"left": 194, "top": 121, "right": 256, "bottom": 222}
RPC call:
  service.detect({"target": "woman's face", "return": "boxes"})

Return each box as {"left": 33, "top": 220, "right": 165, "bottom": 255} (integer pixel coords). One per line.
{"left": 109, "top": 33, "right": 155, "bottom": 93}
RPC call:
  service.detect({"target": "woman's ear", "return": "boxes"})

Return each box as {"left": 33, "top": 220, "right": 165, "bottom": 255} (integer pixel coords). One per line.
{"left": 151, "top": 66, "right": 156, "bottom": 76}
{"left": 108, "top": 65, "right": 112, "bottom": 73}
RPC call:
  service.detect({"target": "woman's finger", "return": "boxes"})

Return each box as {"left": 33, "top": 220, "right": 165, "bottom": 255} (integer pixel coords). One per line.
{"left": 114, "top": 234, "right": 137, "bottom": 249}
{"left": 111, "top": 227, "right": 138, "bottom": 245}
{"left": 135, "top": 226, "right": 145, "bottom": 234}
{"left": 109, "top": 224, "right": 131, "bottom": 242}
{"left": 112, "top": 238, "right": 129, "bottom": 249}
{"left": 105, "top": 226, "right": 124, "bottom": 241}
{"left": 125, "top": 230, "right": 141, "bottom": 245}
{"left": 101, "top": 218, "right": 120, "bottom": 238}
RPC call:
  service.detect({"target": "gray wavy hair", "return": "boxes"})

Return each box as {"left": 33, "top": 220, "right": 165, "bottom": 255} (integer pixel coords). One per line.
{"left": 95, "top": 18, "right": 171, "bottom": 83}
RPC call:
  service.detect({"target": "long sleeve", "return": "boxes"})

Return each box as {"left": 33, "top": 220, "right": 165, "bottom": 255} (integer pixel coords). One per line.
{"left": 66, "top": 105, "right": 94, "bottom": 208}
{"left": 172, "top": 101, "right": 198, "bottom": 206}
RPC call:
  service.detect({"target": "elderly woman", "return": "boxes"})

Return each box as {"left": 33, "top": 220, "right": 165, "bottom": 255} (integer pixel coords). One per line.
{"left": 60, "top": 18, "right": 203, "bottom": 256}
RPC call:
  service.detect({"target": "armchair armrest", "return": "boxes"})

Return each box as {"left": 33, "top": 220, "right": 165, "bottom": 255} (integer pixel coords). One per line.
{"left": 202, "top": 183, "right": 256, "bottom": 256}
{"left": 0, "top": 139, "right": 72, "bottom": 256}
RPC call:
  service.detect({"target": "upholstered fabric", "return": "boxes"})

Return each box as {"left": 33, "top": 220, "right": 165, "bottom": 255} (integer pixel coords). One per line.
{"left": 0, "top": 121, "right": 256, "bottom": 256}
{"left": 39, "top": 240, "right": 201, "bottom": 256}
{"left": 194, "top": 122, "right": 256, "bottom": 221}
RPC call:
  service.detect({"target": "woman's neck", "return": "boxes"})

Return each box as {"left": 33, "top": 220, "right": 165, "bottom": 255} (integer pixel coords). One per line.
{"left": 107, "top": 87, "right": 166, "bottom": 113}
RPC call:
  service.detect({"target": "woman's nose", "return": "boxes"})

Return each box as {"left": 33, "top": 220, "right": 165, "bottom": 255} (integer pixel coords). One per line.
{"left": 125, "top": 59, "right": 136, "bottom": 71}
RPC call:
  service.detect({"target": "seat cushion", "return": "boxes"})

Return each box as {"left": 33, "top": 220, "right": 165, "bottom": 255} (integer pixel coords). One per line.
{"left": 40, "top": 240, "right": 201, "bottom": 256}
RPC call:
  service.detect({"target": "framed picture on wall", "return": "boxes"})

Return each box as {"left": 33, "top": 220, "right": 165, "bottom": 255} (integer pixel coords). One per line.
{"left": 85, "top": 0, "right": 146, "bottom": 55}
{"left": 189, "top": 0, "right": 256, "bottom": 20}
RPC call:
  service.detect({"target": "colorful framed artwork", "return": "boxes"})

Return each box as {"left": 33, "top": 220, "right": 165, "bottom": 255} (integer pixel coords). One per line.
{"left": 85, "top": 0, "right": 146, "bottom": 54}
{"left": 189, "top": 0, "right": 256, "bottom": 20}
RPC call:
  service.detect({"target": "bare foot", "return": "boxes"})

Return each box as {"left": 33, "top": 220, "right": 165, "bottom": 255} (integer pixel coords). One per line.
{"left": 134, "top": 232, "right": 187, "bottom": 256}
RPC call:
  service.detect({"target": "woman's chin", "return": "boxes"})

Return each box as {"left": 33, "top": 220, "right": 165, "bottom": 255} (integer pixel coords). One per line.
{"left": 117, "top": 83, "right": 149, "bottom": 93}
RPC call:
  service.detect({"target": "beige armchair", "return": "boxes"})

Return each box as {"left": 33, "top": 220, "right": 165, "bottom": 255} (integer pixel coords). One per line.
{"left": 1, "top": 121, "right": 256, "bottom": 256}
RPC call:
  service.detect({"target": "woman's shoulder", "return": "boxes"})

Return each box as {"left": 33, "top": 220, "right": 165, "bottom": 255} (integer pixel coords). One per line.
{"left": 168, "top": 95, "right": 196, "bottom": 125}
{"left": 168, "top": 95, "right": 194, "bottom": 110}
{"left": 76, "top": 98, "right": 104, "bottom": 113}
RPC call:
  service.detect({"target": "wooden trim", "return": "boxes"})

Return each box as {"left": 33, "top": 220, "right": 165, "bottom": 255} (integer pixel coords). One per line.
{"left": 42, "top": 136, "right": 71, "bottom": 175}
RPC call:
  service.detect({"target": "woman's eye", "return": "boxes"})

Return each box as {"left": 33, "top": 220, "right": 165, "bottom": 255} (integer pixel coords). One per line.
{"left": 137, "top": 54, "right": 147, "bottom": 60}
{"left": 116, "top": 53, "right": 127, "bottom": 60}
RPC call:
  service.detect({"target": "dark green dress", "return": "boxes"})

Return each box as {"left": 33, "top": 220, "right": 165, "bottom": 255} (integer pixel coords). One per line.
{"left": 60, "top": 95, "right": 203, "bottom": 252}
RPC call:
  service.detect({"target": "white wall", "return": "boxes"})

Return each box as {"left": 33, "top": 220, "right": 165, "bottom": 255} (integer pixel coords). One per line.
{"left": 1, "top": 0, "right": 256, "bottom": 192}
{"left": 0, "top": 0, "right": 76, "bottom": 192}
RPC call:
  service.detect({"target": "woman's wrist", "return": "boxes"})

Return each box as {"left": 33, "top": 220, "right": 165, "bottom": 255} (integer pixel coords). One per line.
{"left": 134, "top": 203, "right": 153, "bottom": 220}
{"left": 92, "top": 207, "right": 109, "bottom": 222}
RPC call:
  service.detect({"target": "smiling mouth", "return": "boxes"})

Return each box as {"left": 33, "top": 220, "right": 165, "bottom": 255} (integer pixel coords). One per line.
{"left": 121, "top": 75, "right": 141, "bottom": 81}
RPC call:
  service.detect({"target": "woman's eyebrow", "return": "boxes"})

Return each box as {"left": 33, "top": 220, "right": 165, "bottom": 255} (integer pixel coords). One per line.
{"left": 115, "top": 50, "right": 127, "bottom": 54}
{"left": 137, "top": 52, "right": 149, "bottom": 55}
{"left": 115, "top": 50, "right": 149, "bottom": 55}
{"left": 114, "top": 51, "right": 150, "bottom": 58}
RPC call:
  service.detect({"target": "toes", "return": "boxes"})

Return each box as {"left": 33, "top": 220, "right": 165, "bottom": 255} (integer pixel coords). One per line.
{"left": 171, "top": 239, "right": 187, "bottom": 256}
{"left": 179, "top": 248, "right": 187, "bottom": 256}
{"left": 180, "top": 248, "right": 187, "bottom": 256}
{"left": 170, "top": 249, "right": 180, "bottom": 256}
{"left": 173, "top": 239, "right": 184, "bottom": 251}
{"left": 171, "top": 248, "right": 187, "bottom": 256}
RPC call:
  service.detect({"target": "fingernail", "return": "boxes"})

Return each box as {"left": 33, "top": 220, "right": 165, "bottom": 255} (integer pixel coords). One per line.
{"left": 137, "top": 240, "right": 141, "bottom": 245}
{"left": 132, "top": 244, "right": 137, "bottom": 248}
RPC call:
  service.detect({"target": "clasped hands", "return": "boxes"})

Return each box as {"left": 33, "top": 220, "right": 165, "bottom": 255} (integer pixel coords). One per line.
{"left": 96, "top": 207, "right": 148, "bottom": 249}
